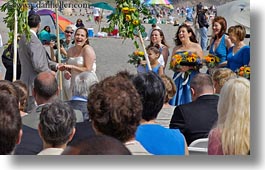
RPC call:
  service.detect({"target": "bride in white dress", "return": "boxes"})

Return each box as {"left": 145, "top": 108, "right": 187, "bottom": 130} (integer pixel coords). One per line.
{"left": 60, "top": 27, "right": 96, "bottom": 100}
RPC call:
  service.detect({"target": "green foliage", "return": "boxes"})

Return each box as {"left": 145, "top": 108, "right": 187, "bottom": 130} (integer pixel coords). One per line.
{"left": 1, "top": 0, "right": 31, "bottom": 44}
{"left": 108, "top": 0, "right": 151, "bottom": 49}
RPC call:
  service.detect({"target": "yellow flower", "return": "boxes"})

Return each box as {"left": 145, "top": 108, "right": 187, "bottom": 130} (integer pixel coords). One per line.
{"left": 132, "top": 20, "right": 139, "bottom": 25}
{"left": 244, "top": 67, "right": 250, "bottom": 74}
{"left": 138, "top": 51, "right": 144, "bottom": 56}
{"left": 129, "top": 8, "right": 137, "bottom": 12}
{"left": 122, "top": 7, "right": 130, "bottom": 14}
{"left": 125, "top": 15, "right": 131, "bottom": 21}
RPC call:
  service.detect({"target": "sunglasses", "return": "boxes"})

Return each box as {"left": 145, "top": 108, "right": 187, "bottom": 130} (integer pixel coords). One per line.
{"left": 65, "top": 31, "right": 73, "bottom": 34}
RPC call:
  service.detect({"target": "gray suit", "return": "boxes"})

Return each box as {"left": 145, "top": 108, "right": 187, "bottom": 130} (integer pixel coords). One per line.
{"left": 18, "top": 31, "right": 57, "bottom": 97}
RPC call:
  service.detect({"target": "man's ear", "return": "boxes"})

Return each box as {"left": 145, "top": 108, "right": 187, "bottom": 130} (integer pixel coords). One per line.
{"left": 16, "top": 129, "right": 23, "bottom": 145}
{"left": 67, "top": 128, "right": 76, "bottom": 143}
{"left": 190, "top": 87, "right": 195, "bottom": 96}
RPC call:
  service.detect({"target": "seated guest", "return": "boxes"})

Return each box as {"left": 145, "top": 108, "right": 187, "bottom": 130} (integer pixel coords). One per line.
{"left": 0, "top": 93, "right": 22, "bottom": 154}
{"left": 156, "top": 74, "right": 177, "bottom": 127}
{"left": 212, "top": 68, "right": 236, "bottom": 94}
{"left": 208, "top": 77, "right": 250, "bottom": 155}
{"left": 13, "top": 80, "right": 29, "bottom": 117}
{"left": 62, "top": 135, "right": 131, "bottom": 155}
{"left": 38, "top": 100, "right": 76, "bottom": 155}
{"left": 22, "top": 71, "right": 83, "bottom": 129}
{"left": 133, "top": 72, "right": 188, "bottom": 155}
{"left": 65, "top": 71, "right": 98, "bottom": 121}
{"left": 170, "top": 73, "right": 219, "bottom": 145}
{"left": 87, "top": 73, "right": 150, "bottom": 155}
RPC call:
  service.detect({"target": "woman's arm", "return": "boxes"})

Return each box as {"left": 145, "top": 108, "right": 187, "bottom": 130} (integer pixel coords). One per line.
{"left": 225, "top": 35, "right": 233, "bottom": 50}
{"left": 69, "top": 45, "right": 96, "bottom": 72}
{"left": 161, "top": 46, "right": 169, "bottom": 67}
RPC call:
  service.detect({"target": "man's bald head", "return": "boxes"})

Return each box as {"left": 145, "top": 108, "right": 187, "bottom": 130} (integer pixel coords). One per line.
{"left": 33, "top": 72, "right": 58, "bottom": 100}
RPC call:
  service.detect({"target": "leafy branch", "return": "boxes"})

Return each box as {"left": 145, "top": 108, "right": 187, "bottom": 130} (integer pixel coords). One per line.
{"left": 1, "top": 0, "right": 31, "bottom": 44}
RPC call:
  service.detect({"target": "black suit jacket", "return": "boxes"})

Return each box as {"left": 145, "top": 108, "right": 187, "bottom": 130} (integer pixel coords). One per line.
{"left": 169, "top": 95, "right": 219, "bottom": 146}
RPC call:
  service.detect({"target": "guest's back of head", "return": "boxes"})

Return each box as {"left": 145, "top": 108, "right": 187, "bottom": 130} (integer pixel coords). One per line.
{"left": 217, "top": 77, "right": 250, "bottom": 155}
{"left": 33, "top": 72, "right": 58, "bottom": 102}
{"left": 87, "top": 74, "right": 142, "bottom": 143}
{"left": 28, "top": 14, "right": 41, "bottom": 28}
{"left": 212, "top": 68, "right": 236, "bottom": 94}
{"left": 39, "top": 100, "right": 77, "bottom": 147}
{"left": 0, "top": 80, "right": 19, "bottom": 104}
{"left": 0, "top": 93, "right": 22, "bottom": 154}
{"left": 160, "top": 75, "right": 176, "bottom": 103}
{"left": 13, "top": 80, "right": 28, "bottom": 112}
{"left": 72, "top": 71, "right": 98, "bottom": 98}
{"left": 132, "top": 72, "right": 165, "bottom": 121}
{"left": 190, "top": 73, "right": 214, "bottom": 100}
{"left": 62, "top": 135, "right": 131, "bottom": 155}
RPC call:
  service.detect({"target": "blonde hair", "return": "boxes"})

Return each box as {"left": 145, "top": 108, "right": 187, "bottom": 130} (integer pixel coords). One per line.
{"left": 212, "top": 68, "right": 236, "bottom": 94}
{"left": 217, "top": 77, "right": 250, "bottom": 155}
{"left": 160, "top": 75, "right": 176, "bottom": 103}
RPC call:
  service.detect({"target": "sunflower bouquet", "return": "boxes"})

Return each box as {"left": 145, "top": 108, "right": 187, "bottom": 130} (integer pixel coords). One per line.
{"left": 128, "top": 50, "right": 145, "bottom": 67}
{"left": 204, "top": 54, "right": 220, "bottom": 68}
{"left": 170, "top": 51, "right": 201, "bottom": 72}
{"left": 236, "top": 65, "right": 250, "bottom": 79}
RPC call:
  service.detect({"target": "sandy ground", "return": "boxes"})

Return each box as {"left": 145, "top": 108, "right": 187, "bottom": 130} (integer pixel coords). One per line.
{"left": 0, "top": 3, "right": 194, "bottom": 80}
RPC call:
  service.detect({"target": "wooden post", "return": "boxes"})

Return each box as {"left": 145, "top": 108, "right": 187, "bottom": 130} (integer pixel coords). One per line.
{"left": 55, "top": 0, "right": 63, "bottom": 100}
{"left": 138, "top": 30, "right": 151, "bottom": 71}
{"left": 12, "top": 9, "right": 18, "bottom": 82}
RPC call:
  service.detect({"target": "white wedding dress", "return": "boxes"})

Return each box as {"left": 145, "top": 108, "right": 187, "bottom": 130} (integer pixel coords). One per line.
{"left": 62, "top": 56, "right": 96, "bottom": 100}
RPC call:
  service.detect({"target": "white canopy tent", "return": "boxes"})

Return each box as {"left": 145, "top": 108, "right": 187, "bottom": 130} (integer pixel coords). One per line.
{"left": 217, "top": 0, "right": 250, "bottom": 36}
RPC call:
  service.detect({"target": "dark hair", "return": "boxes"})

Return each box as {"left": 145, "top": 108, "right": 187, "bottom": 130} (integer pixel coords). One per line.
{"left": 132, "top": 72, "right": 165, "bottom": 121}
{"left": 33, "top": 72, "right": 58, "bottom": 100}
{"left": 87, "top": 74, "right": 142, "bottom": 143}
{"left": 13, "top": 80, "right": 28, "bottom": 112}
{"left": 28, "top": 14, "right": 41, "bottom": 28}
{"left": 190, "top": 73, "right": 214, "bottom": 94}
{"left": 0, "top": 93, "right": 21, "bottom": 154}
{"left": 39, "top": 100, "right": 76, "bottom": 147}
{"left": 212, "top": 16, "right": 227, "bottom": 39}
{"left": 174, "top": 24, "right": 198, "bottom": 46}
{"left": 147, "top": 44, "right": 161, "bottom": 56}
{"left": 43, "top": 26, "right": 50, "bottom": 33}
{"left": 147, "top": 29, "right": 169, "bottom": 48}
{"left": 75, "top": 27, "right": 90, "bottom": 45}
{"left": 0, "top": 80, "right": 19, "bottom": 105}
{"left": 62, "top": 135, "right": 131, "bottom": 155}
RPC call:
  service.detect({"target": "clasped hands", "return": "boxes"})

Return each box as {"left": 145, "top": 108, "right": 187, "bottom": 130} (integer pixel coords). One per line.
{"left": 57, "top": 63, "right": 74, "bottom": 72}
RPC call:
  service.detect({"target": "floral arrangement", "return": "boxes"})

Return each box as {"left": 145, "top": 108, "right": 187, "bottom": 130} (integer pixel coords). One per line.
{"left": 108, "top": 0, "right": 150, "bottom": 44}
{"left": 170, "top": 51, "right": 201, "bottom": 72}
{"left": 236, "top": 65, "right": 250, "bottom": 79}
{"left": 128, "top": 50, "right": 145, "bottom": 67}
{"left": 204, "top": 54, "right": 220, "bottom": 68}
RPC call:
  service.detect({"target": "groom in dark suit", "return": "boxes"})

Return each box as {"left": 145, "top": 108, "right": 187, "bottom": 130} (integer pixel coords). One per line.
{"left": 18, "top": 14, "right": 59, "bottom": 112}
{"left": 169, "top": 73, "right": 218, "bottom": 146}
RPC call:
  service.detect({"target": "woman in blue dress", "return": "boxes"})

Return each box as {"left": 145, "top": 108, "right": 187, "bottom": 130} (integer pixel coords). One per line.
{"left": 169, "top": 24, "right": 203, "bottom": 106}
{"left": 209, "top": 16, "right": 233, "bottom": 68}
{"left": 227, "top": 25, "right": 250, "bottom": 72}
